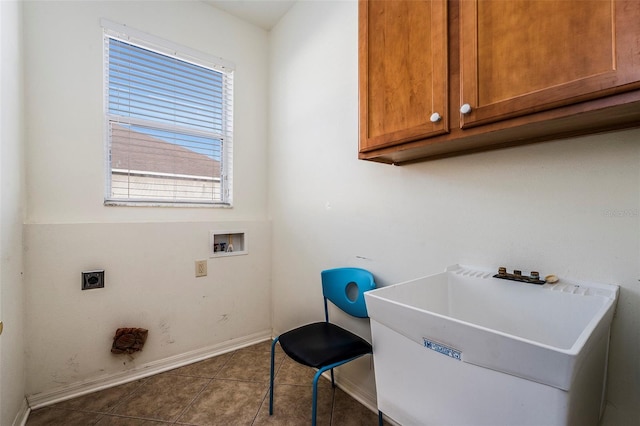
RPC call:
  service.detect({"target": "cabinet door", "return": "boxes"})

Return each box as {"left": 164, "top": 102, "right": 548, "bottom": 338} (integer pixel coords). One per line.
{"left": 460, "top": 0, "right": 640, "bottom": 128}
{"left": 359, "top": 0, "right": 448, "bottom": 152}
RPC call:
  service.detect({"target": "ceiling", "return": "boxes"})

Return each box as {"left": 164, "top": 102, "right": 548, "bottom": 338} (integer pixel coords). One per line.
{"left": 204, "top": 0, "right": 297, "bottom": 30}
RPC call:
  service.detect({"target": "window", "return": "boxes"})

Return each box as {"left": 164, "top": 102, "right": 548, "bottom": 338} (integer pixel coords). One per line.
{"left": 102, "top": 20, "right": 234, "bottom": 206}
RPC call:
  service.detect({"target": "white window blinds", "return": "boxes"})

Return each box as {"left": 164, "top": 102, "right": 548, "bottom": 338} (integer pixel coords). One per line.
{"left": 103, "top": 21, "right": 234, "bottom": 205}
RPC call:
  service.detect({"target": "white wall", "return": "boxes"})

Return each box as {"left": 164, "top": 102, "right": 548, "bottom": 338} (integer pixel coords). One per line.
{"left": 268, "top": 1, "right": 640, "bottom": 424}
{"left": 0, "top": 0, "right": 27, "bottom": 424}
{"left": 24, "top": 220, "right": 271, "bottom": 396}
{"left": 22, "top": 1, "right": 271, "bottom": 398}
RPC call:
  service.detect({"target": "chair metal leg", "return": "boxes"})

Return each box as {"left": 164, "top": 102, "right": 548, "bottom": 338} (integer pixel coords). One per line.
{"left": 378, "top": 410, "right": 383, "bottom": 426}
{"left": 330, "top": 368, "right": 335, "bottom": 388}
{"left": 269, "top": 337, "right": 279, "bottom": 416}
{"left": 311, "top": 368, "right": 324, "bottom": 426}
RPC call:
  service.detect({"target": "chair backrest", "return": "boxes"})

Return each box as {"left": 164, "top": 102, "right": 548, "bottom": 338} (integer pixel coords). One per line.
{"left": 321, "top": 267, "right": 376, "bottom": 319}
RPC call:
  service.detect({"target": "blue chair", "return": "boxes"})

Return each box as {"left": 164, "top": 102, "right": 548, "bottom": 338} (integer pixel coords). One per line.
{"left": 269, "top": 267, "right": 382, "bottom": 426}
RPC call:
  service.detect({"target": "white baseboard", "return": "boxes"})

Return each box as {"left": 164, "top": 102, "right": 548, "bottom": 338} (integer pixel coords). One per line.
{"left": 12, "top": 398, "right": 30, "bottom": 426}
{"left": 27, "top": 330, "right": 271, "bottom": 410}
{"left": 328, "top": 371, "right": 377, "bottom": 413}
{"left": 328, "top": 370, "right": 400, "bottom": 426}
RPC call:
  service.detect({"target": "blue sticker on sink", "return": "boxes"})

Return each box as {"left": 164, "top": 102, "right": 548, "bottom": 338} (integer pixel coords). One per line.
{"left": 423, "top": 338, "right": 462, "bottom": 360}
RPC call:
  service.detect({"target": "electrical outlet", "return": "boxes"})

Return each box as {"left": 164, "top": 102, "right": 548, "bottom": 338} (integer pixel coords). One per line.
{"left": 82, "top": 270, "right": 105, "bottom": 290}
{"left": 195, "top": 260, "right": 207, "bottom": 277}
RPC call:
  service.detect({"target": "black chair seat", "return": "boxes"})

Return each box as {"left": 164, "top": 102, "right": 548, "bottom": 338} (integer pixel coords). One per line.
{"left": 278, "top": 322, "right": 372, "bottom": 369}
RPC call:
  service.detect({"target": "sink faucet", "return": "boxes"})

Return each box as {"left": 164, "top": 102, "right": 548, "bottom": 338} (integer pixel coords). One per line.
{"left": 494, "top": 267, "right": 545, "bottom": 285}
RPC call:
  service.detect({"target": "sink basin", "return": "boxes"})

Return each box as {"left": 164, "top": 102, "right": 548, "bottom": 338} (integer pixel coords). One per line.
{"left": 365, "top": 265, "right": 619, "bottom": 426}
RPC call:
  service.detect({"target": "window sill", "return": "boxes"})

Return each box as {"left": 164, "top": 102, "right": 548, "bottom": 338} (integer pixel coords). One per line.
{"left": 104, "top": 200, "right": 232, "bottom": 208}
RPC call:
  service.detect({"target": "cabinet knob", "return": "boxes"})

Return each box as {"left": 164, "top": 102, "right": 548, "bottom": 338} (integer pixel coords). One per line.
{"left": 460, "top": 103, "right": 472, "bottom": 114}
{"left": 430, "top": 112, "right": 442, "bottom": 123}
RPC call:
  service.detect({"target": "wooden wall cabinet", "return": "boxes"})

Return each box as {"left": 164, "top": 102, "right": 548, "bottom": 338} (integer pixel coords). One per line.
{"left": 358, "top": 0, "right": 448, "bottom": 152}
{"left": 359, "top": 0, "right": 640, "bottom": 164}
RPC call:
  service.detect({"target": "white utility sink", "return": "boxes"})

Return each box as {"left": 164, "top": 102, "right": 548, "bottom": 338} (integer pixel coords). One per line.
{"left": 365, "top": 265, "right": 619, "bottom": 426}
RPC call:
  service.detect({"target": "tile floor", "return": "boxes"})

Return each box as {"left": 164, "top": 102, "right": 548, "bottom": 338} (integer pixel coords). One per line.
{"left": 26, "top": 340, "right": 382, "bottom": 426}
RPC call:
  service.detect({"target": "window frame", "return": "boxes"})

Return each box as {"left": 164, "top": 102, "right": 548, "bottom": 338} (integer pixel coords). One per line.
{"left": 102, "top": 19, "right": 234, "bottom": 207}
